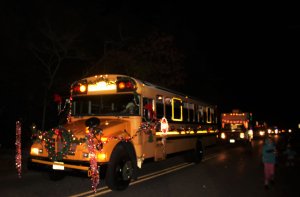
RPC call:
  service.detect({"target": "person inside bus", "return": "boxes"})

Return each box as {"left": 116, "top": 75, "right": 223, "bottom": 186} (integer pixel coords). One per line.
{"left": 123, "top": 95, "right": 139, "bottom": 115}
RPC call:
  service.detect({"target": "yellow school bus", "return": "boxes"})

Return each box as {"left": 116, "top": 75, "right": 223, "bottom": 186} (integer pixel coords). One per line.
{"left": 29, "top": 74, "right": 219, "bottom": 191}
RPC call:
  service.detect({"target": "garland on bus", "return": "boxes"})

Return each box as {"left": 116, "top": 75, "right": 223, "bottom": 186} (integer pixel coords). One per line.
{"left": 29, "top": 118, "right": 165, "bottom": 193}
{"left": 31, "top": 125, "right": 87, "bottom": 161}
{"left": 86, "top": 127, "right": 99, "bottom": 193}
{"left": 30, "top": 118, "right": 165, "bottom": 162}
{"left": 44, "top": 127, "right": 71, "bottom": 161}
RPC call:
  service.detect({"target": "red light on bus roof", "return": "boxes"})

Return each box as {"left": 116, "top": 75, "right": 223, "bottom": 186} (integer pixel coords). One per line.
{"left": 125, "top": 81, "right": 134, "bottom": 88}
{"left": 118, "top": 82, "right": 126, "bottom": 89}
{"left": 79, "top": 85, "right": 86, "bottom": 92}
{"left": 72, "top": 81, "right": 87, "bottom": 95}
{"left": 116, "top": 78, "right": 136, "bottom": 92}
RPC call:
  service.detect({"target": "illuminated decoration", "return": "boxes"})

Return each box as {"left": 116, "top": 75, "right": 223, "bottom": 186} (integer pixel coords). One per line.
{"left": 137, "top": 121, "right": 158, "bottom": 142}
{"left": 44, "top": 127, "right": 72, "bottom": 161}
{"left": 171, "top": 97, "right": 183, "bottom": 121}
{"left": 30, "top": 114, "right": 218, "bottom": 192}
{"left": 155, "top": 128, "right": 216, "bottom": 135}
{"left": 156, "top": 95, "right": 163, "bottom": 100}
{"left": 31, "top": 126, "right": 86, "bottom": 161}
{"left": 15, "top": 121, "right": 22, "bottom": 178}
{"left": 87, "top": 127, "right": 99, "bottom": 193}
{"left": 160, "top": 117, "right": 168, "bottom": 159}
{"left": 160, "top": 117, "right": 169, "bottom": 136}
{"left": 66, "top": 97, "right": 72, "bottom": 123}
{"left": 88, "top": 81, "right": 116, "bottom": 92}
{"left": 197, "top": 130, "right": 208, "bottom": 134}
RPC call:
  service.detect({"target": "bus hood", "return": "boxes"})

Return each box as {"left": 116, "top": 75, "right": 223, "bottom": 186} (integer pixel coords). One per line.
{"left": 63, "top": 117, "right": 131, "bottom": 138}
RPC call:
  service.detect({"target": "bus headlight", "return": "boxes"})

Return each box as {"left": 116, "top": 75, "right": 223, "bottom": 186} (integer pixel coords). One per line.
{"left": 30, "top": 148, "right": 43, "bottom": 155}
{"left": 240, "top": 133, "right": 245, "bottom": 139}
{"left": 97, "top": 153, "right": 107, "bottom": 161}
{"left": 221, "top": 133, "right": 226, "bottom": 139}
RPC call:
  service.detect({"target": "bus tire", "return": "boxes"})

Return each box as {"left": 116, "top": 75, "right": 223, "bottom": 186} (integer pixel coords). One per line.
{"left": 105, "top": 143, "right": 134, "bottom": 191}
{"left": 193, "top": 140, "right": 204, "bottom": 163}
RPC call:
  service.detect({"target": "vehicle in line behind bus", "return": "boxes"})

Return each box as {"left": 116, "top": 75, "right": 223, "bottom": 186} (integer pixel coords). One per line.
{"left": 220, "top": 109, "right": 253, "bottom": 144}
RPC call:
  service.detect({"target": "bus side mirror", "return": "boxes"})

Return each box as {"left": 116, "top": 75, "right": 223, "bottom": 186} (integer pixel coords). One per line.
{"left": 85, "top": 117, "right": 102, "bottom": 135}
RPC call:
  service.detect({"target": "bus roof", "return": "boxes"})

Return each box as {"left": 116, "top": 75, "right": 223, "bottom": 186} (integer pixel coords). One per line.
{"left": 74, "top": 74, "right": 215, "bottom": 107}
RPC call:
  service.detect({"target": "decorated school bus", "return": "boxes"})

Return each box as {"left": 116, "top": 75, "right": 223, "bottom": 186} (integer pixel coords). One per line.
{"left": 29, "top": 74, "right": 219, "bottom": 191}
{"left": 220, "top": 109, "right": 253, "bottom": 144}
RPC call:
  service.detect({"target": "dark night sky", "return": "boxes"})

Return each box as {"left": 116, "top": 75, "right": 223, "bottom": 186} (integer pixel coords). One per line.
{"left": 2, "top": 1, "right": 299, "bottom": 132}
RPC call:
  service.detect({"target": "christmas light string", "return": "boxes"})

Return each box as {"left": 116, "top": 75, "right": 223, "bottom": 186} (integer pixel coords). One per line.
{"left": 87, "top": 128, "right": 99, "bottom": 193}
{"left": 15, "top": 121, "right": 22, "bottom": 178}
{"left": 30, "top": 119, "right": 162, "bottom": 193}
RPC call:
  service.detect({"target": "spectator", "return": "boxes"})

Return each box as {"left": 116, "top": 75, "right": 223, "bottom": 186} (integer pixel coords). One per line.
{"left": 262, "top": 136, "right": 276, "bottom": 189}
{"left": 283, "top": 143, "right": 297, "bottom": 167}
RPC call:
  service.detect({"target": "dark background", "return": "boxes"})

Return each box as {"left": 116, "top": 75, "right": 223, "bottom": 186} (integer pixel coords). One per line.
{"left": 1, "top": 1, "right": 299, "bottom": 148}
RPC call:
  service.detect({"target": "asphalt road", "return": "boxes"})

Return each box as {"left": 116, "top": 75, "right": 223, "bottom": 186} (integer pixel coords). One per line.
{"left": 0, "top": 136, "right": 299, "bottom": 197}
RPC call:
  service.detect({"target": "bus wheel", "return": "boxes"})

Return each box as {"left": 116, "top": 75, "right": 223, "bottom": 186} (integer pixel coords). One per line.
{"left": 105, "top": 145, "right": 133, "bottom": 191}
{"left": 194, "top": 140, "right": 204, "bottom": 163}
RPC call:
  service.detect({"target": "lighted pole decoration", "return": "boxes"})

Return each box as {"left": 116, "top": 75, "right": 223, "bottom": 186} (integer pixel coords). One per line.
{"left": 160, "top": 117, "right": 169, "bottom": 159}
{"left": 87, "top": 127, "right": 99, "bottom": 193}
{"left": 15, "top": 121, "right": 22, "bottom": 178}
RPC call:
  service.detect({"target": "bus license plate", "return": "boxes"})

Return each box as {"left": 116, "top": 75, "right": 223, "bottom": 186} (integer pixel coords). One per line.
{"left": 229, "top": 139, "right": 235, "bottom": 143}
{"left": 53, "top": 162, "right": 64, "bottom": 170}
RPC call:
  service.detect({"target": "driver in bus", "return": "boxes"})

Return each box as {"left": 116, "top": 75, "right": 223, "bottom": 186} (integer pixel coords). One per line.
{"left": 123, "top": 96, "right": 139, "bottom": 115}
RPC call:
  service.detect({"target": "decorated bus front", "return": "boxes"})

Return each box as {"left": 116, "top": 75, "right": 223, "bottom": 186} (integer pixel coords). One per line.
{"left": 29, "top": 74, "right": 145, "bottom": 191}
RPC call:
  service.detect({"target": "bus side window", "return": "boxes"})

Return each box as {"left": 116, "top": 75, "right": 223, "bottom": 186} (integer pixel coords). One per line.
{"left": 156, "top": 95, "right": 164, "bottom": 119}
{"left": 143, "top": 98, "right": 154, "bottom": 121}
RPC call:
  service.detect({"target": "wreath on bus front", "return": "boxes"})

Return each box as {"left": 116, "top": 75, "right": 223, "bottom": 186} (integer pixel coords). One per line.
{"left": 43, "top": 126, "right": 72, "bottom": 161}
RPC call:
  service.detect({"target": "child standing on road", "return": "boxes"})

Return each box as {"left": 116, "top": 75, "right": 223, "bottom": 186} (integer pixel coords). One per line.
{"left": 262, "top": 137, "right": 276, "bottom": 189}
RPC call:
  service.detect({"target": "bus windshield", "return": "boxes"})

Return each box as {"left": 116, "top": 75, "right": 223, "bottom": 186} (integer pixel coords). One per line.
{"left": 224, "top": 123, "right": 246, "bottom": 130}
{"left": 71, "top": 94, "right": 140, "bottom": 116}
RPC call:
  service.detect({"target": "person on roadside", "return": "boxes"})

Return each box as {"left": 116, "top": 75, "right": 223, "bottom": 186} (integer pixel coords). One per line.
{"left": 262, "top": 136, "right": 277, "bottom": 189}
{"left": 283, "top": 143, "right": 297, "bottom": 167}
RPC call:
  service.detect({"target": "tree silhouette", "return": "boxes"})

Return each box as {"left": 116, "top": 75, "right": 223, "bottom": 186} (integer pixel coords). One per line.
{"left": 29, "top": 21, "right": 88, "bottom": 130}
{"left": 87, "top": 30, "right": 186, "bottom": 89}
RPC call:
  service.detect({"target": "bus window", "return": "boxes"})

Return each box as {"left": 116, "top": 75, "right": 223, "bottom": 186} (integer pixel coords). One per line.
{"left": 165, "top": 97, "right": 172, "bottom": 120}
{"left": 72, "top": 94, "right": 140, "bottom": 116}
{"left": 203, "top": 109, "right": 207, "bottom": 123}
{"left": 172, "top": 98, "right": 182, "bottom": 121}
{"left": 189, "top": 103, "right": 195, "bottom": 122}
{"left": 156, "top": 95, "right": 164, "bottom": 119}
{"left": 183, "top": 102, "right": 188, "bottom": 122}
{"left": 195, "top": 105, "right": 199, "bottom": 123}
{"left": 207, "top": 107, "right": 211, "bottom": 123}
{"left": 143, "top": 98, "right": 154, "bottom": 121}
{"left": 198, "top": 105, "right": 204, "bottom": 123}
